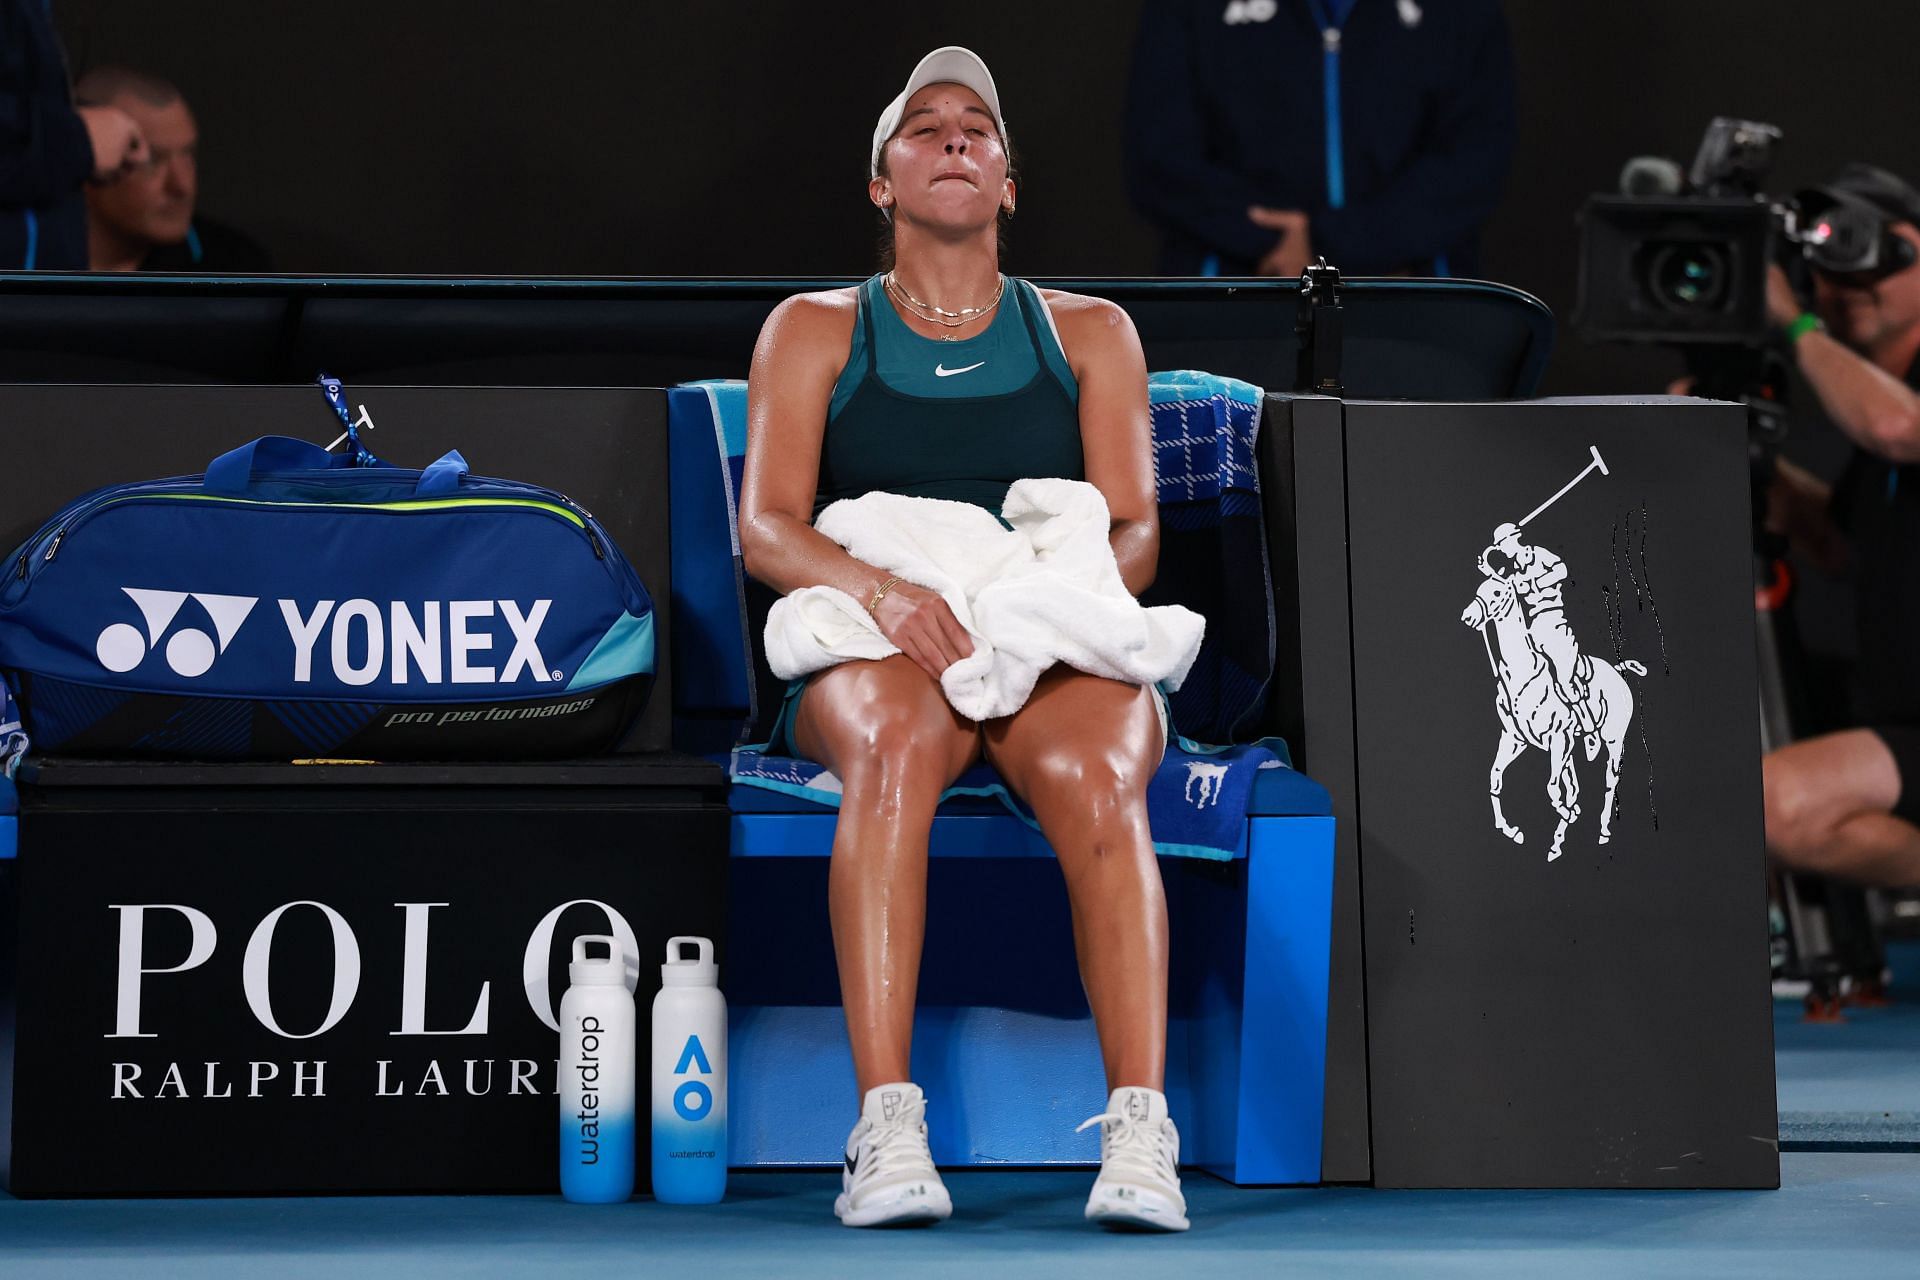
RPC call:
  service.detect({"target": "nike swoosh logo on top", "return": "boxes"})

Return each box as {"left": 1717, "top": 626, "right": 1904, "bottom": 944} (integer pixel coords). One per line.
{"left": 934, "top": 361, "right": 986, "bottom": 377}
{"left": 845, "top": 1149, "right": 861, "bottom": 1176}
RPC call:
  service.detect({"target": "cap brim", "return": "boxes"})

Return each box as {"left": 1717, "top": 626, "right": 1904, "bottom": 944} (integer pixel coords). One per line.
{"left": 904, "top": 48, "right": 1002, "bottom": 125}
{"left": 871, "top": 46, "right": 1006, "bottom": 177}
{"left": 1800, "top": 185, "right": 1877, "bottom": 218}
{"left": 1810, "top": 165, "right": 1920, "bottom": 229}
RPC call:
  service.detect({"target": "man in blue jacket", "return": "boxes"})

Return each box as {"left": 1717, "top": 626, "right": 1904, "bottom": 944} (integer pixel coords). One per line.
{"left": 1125, "top": 0, "right": 1515, "bottom": 278}
{"left": 2, "top": 0, "right": 148, "bottom": 271}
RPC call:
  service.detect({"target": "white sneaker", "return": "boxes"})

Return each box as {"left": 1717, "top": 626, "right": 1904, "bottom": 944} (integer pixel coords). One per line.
{"left": 1077, "top": 1086, "right": 1190, "bottom": 1232}
{"left": 833, "top": 1083, "right": 953, "bottom": 1227}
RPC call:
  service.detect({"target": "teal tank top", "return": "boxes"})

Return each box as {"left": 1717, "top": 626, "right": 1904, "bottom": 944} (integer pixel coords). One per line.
{"left": 813, "top": 274, "right": 1084, "bottom": 516}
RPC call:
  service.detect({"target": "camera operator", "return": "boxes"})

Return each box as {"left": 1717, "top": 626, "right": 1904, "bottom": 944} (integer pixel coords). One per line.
{"left": 1753, "top": 165, "right": 1920, "bottom": 887}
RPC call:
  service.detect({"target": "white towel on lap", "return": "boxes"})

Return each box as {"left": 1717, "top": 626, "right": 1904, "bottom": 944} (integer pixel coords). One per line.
{"left": 764, "top": 478, "right": 1205, "bottom": 721}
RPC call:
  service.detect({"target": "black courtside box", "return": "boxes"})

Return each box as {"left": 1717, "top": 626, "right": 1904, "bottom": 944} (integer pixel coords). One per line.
{"left": 1263, "top": 393, "right": 1777, "bottom": 1189}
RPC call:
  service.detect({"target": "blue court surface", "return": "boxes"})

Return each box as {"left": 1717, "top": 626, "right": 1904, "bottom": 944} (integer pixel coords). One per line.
{"left": 10, "top": 947, "right": 1920, "bottom": 1275}
{"left": 1, "top": 1155, "right": 1917, "bottom": 1278}
{"left": 1775, "top": 940, "right": 1920, "bottom": 1148}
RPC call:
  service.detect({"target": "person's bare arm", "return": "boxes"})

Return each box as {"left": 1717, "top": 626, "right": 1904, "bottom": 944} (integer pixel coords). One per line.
{"left": 739, "top": 291, "right": 868, "bottom": 597}
{"left": 1794, "top": 329, "right": 1920, "bottom": 462}
{"left": 1047, "top": 292, "right": 1159, "bottom": 595}
{"left": 738, "top": 291, "right": 974, "bottom": 677}
{"left": 1768, "top": 263, "right": 1920, "bottom": 462}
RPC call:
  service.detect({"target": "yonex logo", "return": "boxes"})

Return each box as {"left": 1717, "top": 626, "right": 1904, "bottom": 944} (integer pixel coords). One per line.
{"left": 96, "top": 588, "right": 257, "bottom": 678}
{"left": 278, "top": 598, "right": 554, "bottom": 687}
{"left": 95, "top": 588, "right": 556, "bottom": 686}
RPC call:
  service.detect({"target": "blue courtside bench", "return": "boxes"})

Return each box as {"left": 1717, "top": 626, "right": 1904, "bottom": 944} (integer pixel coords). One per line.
{"left": 665, "top": 380, "right": 1336, "bottom": 1185}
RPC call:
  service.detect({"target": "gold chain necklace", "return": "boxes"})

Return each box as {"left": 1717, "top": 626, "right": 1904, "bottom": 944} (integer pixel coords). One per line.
{"left": 885, "top": 272, "right": 1006, "bottom": 335}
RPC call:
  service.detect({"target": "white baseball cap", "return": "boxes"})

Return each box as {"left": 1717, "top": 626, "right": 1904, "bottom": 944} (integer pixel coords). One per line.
{"left": 870, "top": 46, "right": 1008, "bottom": 178}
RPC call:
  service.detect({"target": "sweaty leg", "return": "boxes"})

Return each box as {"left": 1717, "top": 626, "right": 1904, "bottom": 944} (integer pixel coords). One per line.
{"left": 985, "top": 669, "right": 1167, "bottom": 1092}
{"left": 1765, "top": 729, "right": 1920, "bottom": 886}
{"left": 794, "top": 656, "right": 981, "bottom": 1099}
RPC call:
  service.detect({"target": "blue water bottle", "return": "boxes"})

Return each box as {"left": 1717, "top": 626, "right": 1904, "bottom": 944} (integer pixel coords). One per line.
{"left": 650, "top": 936, "right": 727, "bottom": 1203}
{"left": 558, "top": 935, "right": 636, "bottom": 1203}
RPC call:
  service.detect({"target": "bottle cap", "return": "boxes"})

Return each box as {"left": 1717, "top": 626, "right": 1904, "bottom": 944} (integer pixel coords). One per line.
{"left": 660, "top": 936, "right": 718, "bottom": 987}
{"left": 569, "top": 935, "right": 628, "bottom": 987}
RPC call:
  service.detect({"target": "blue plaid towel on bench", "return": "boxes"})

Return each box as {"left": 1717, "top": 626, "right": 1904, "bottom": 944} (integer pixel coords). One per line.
{"left": 1145, "top": 370, "right": 1274, "bottom": 743}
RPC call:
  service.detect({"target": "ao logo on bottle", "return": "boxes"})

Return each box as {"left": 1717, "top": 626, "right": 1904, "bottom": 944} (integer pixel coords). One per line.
{"left": 95, "top": 585, "right": 558, "bottom": 685}
{"left": 671, "top": 1035, "right": 715, "bottom": 1121}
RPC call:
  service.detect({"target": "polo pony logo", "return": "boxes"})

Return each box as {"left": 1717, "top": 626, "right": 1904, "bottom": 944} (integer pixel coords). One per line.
{"left": 1458, "top": 447, "right": 1655, "bottom": 862}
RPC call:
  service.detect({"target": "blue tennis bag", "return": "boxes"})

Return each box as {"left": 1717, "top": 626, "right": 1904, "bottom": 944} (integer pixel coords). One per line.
{"left": 0, "top": 436, "right": 656, "bottom": 760}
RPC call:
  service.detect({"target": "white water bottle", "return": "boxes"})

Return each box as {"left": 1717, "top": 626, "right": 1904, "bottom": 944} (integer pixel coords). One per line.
{"left": 558, "top": 934, "right": 636, "bottom": 1203}
{"left": 651, "top": 935, "right": 727, "bottom": 1203}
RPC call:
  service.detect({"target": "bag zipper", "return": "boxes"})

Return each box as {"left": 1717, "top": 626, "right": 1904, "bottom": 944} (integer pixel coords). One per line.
{"left": 8, "top": 468, "right": 643, "bottom": 611}
{"left": 24, "top": 464, "right": 597, "bottom": 565}
{"left": 13, "top": 494, "right": 638, "bottom": 612}
{"left": 37, "top": 493, "right": 589, "bottom": 571}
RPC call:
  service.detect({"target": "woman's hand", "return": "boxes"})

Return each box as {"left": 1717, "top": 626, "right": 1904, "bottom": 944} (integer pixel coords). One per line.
{"left": 871, "top": 580, "right": 974, "bottom": 680}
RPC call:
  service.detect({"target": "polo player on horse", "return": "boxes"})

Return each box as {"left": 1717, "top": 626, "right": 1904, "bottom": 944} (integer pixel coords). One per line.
{"left": 1489, "top": 522, "right": 1595, "bottom": 734}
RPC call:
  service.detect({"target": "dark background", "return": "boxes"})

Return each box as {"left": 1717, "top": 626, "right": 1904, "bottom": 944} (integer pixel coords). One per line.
{"left": 49, "top": 0, "right": 1920, "bottom": 400}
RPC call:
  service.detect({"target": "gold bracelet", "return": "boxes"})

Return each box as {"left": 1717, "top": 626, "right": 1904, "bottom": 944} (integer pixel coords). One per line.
{"left": 866, "top": 575, "right": 902, "bottom": 616}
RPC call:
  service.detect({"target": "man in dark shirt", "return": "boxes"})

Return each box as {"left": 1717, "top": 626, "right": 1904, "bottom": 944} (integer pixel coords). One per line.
{"left": 1, "top": 0, "right": 147, "bottom": 269}
{"left": 1764, "top": 165, "right": 1920, "bottom": 886}
{"left": 1123, "top": 0, "right": 1515, "bottom": 278}
{"left": 76, "top": 66, "right": 270, "bottom": 273}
